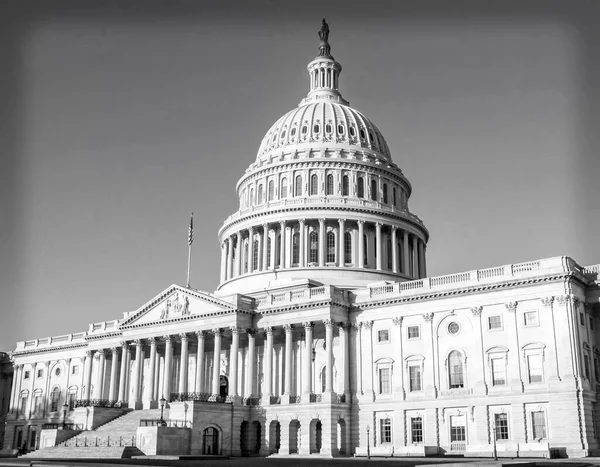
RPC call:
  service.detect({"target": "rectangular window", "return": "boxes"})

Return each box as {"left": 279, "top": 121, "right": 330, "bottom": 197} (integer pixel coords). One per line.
{"left": 377, "top": 329, "right": 389, "bottom": 343}
{"left": 71, "top": 365, "right": 79, "bottom": 376}
{"left": 411, "top": 417, "right": 423, "bottom": 443}
{"left": 523, "top": 311, "right": 539, "bottom": 327}
{"left": 450, "top": 415, "right": 466, "bottom": 442}
{"left": 527, "top": 354, "right": 543, "bottom": 383}
{"left": 19, "top": 396, "right": 27, "bottom": 415}
{"left": 379, "top": 368, "right": 391, "bottom": 394}
{"left": 532, "top": 411, "right": 547, "bottom": 439}
{"left": 591, "top": 317, "right": 595, "bottom": 331}
{"left": 580, "top": 312, "right": 585, "bottom": 326}
{"left": 488, "top": 315, "right": 502, "bottom": 330}
{"left": 29, "top": 429, "right": 36, "bottom": 449}
{"left": 380, "top": 418, "right": 392, "bottom": 443}
{"left": 409, "top": 365, "right": 422, "bottom": 392}
{"left": 595, "top": 358, "right": 599, "bottom": 381}
{"left": 36, "top": 369, "right": 43, "bottom": 379}
{"left": 68, "top": 393, "right": 76, "bottom": 411}
{"left": 584, "top": 354, "right": 591, "bottom": 380}
{"left": 495, "top": 413, "right": 509, "bottom": 440}
{"left": 23, "top": 371, "right": 30, "bottom": 380}
{"left": 407, "top": 326, "right": 420, "bottom": 339}
{"left": 491, "top": 358, "right": 506, "bottom": 386}
{"left": 34, "top": 395, "right": 42, "bottom": 414}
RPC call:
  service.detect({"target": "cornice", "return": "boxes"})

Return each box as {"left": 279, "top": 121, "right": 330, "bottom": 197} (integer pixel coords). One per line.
{"left": 120, "top": 308, "right": 254, "bottom": 331}
{"left": 84, "top": 332, "right": 122, "bottom": 341}
{"left": 257, "top": 299, "right": 350, "bottom": 316}
{"left": 12, "top": 342, "right": 88, "bottom": 357}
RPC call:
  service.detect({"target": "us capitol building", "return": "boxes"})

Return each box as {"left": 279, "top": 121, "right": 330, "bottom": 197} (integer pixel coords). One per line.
{"left": 3, "top": 21, "right": 600, "bottom": 459}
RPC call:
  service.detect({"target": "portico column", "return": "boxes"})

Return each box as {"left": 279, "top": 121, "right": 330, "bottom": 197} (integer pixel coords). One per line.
{"left": 302, "top": 322, "right": 313, "bottom": 394}
{"left": 83, "top": 351, "right": 93, "bottom": 400}
{"left": 163, "top": 336, "right": 173, "bottom": 401}
{"left": 338, "top": 323, "right": 350, "bottom": 395}
{"left": 402, "top": 230, "right": 410, "bottom": 275}
{"left": 357, "top": 220, "right": 365, "bottom": 268}
{"left": 235, "top": 232, "right": 242, "bottom": 276}
{"left": 375, "top": 222, "right": 382, "bottom": 270}
{"left": 318, "top": 218, "right": 325, "bottom": 266}
{"left": 246, "top": 329, "right": 256, "bottom": 397}
{"left": 117, "top": 343, "right": 128, "bottom": 404}
{"left": 226, "top": 237, "right": 234, "bottom": 280}
{"left": 132, "top": 340, "right": 143, "bottom": 407}
{"left": 8, "top": 364, "right": 21, "bottom": 413}
{"left": 263, "top": 327, "right": 274, "bottom": 398}
{"left": 177, "top": 334, "right": 189, "bottom": 393}
{"left": 324, "top": 320, "right": 334, "bottom": 393}
{"left": 279, "top": 221, "right": 286, "bottom": 269}
{"left": 247, "top": 227, "right": 254, "bottom": 272}
{"left": 229, "top": 327, "right": 240, "bottom": 396}
{"left": 94, "top": 350, "right": 106, "bottom": 399}
{"left": 195, "top": 331, "right": 205, "bottom": 393}
{"left": 338, "top": 219, "right": 345, "bottom": 266}
{"left": 391, "top": 226, "right": 398, "bottom": 273}
{"left": 412, "top": 235, "right": 419, "bottom": 278}
{"left": 220, "top": 241, "right": 227, "bottom": 283}
{"left": 418, "top": 240, "right": 426, "bottom": 278}
{"left": 422, "top": 244, "right": 427, "bottom": 277}
{"left": 283, "top": 325, "right": 294, "bottom": 395}
{"left": 108, "top": 347, "right": 119, "bottom": 402}
{"left": 144, "top": 338, "right": 157, "bottom": 407}
{"left": 269, "top": 228, "right": 276, "bottom": 269}
{"left": 211, "top": 329, "right": 222, "bottom": 395}
{"left": 299, "top": 219, "right": 306, "bottom": 267}
{"left": 262, "top": 224, "right": 269, "bottom": 271}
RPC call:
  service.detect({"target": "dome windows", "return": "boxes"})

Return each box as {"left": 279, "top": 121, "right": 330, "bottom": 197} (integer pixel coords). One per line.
{"left": 310, "top": 174, "right": 319, "bottom": 195}
{"left": 291, "top": 127, "right": 297, "bottom": 137}
{"left": 325, "top": 123, "right": 333, "bottom": 134}
{"left": 357, "top": 177, "right": 365, "bottom": 199}
{"left": 302, "top": 125, "right": 308, "bottom": 135}
{"left": 280, "top": 178, "right": 288, "bottom": 198}
{"left": 342, "top": 175, "right": 349, "bottom": 196}
{"left": 338, "top": 124, "right": 345, "bottom": 135}
{"left": 313, "top": 124, "right": 320, "bottom": 134}
{"left": 295, "top": 175, "right": 303, "bottom": 196}
{"left": 268, "top": 180, "right": 275, "bottom": 201}
{"left": 326, "top": 174, "right": 334, "bottom": 195}
{"left": 383, "top": 183, "right": 388, "bottom": 204}
{"left": 281, "top": 130, "right": 286, "bottom": 139}
{"left": 349, "top": 126, "right": 356, "bottom": 137}
{"left": 370, "top": 179, "right": 377, "bottom": 201}
{"left": 360, "top": 129, "right": 366, "bottom": 140}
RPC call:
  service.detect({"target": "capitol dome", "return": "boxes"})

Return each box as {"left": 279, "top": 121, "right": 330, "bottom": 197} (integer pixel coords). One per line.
{"left": 216, "top": 22, "right": 429, "bottom": 294}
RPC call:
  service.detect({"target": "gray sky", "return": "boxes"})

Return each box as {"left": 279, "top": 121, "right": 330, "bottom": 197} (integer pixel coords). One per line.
{"left": 1, "top": 0, "right": 599, "bottom": 350}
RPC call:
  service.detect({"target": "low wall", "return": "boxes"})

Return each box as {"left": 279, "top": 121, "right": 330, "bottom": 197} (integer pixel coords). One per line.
{"left": 72, "top": 407, "right": 129, "bottom": 430}
{"left": 136, "top": 426, "right": 190, "bottom": 456}
{"left": 39, "top": 429, "right": 81, "bottom": 449}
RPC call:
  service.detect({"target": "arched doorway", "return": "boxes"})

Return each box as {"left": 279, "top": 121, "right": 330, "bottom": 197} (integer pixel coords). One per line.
{"left": 202, "top": 427, "right": 219, "bottom": 455}
{"left": 251, "top": 421, "right": 261, "bottom": 454}
{"left": 269, "top": 421, "right": 281, "bottom": 454}
{"left": 310, "top": 419, "right": 322, "bottom": 454}
{"left": 240, "top": 421, "right": 250, "bottom": 456}
{"left": 337, "top": 419, "right": 347, "bottom": 455}
{"left": 289, "top": 420, "right": 301, "bottom": 454}
{"left": 219, "top": 375, "right": 228, "bottom": 397}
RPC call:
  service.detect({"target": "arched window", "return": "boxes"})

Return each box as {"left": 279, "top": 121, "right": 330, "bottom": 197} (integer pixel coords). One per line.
{"left": 309, "top": 231, "right": 318, "bottom": 263}
{"left": 321, "top": 366, "right": 327, "bottom": 393}
{"left": 342, "top": 175, "right": 349, "bottom": 196}
{"left": 292, "top": 232, "right": 300, "bottom": 265}
{"left": 392, "top": 187, "right": 397, "bottom": 207}
{"left": 383, "top": 183, "right": 388, "bottom": 204}
{"left": 257, "top": 185, "right": 263, "bottom": 204}
{"left": 295, "top": 175, "right": 302, "bottom": 196}
{"left": 357, "top": 177, "right": 364, "bottom": 199}
{"left": 50, "top": 387, "right": 60, "bottom": 412}
{"left": 448, "top": 351, "right": 464, "bottom": 388}
{"left": 326, "top": 174, "right": 334, "bottom": 195}
{"left": 280, "top": 178, "right": 288, "bottom": 199}
{"left": 275, "top": 235, "right": 281, "bottom": 267}
{"left": 310, "top": 174, "right": 319, "bottom": 195}
{"left": 327, "top": 231, "right": 336, "bottom": 263}
{"left": 268, "top": 180, "right": 275, "bottom": 201}
{"left": 249, "top": 188, "right": 254, "bottom": 206}
{"left": 363, "top": 234, "right": 368, "bottom": 267}
{"left": 252, "top": 239, "right": 259, "bottom": 271}
{"left": 370, "top": 179, "right": 377, "bottom": 201}
{"left": 344, "top": 232, "right": 352, "bottom": 264}
{"left": 244, "top": 241, "right": 249, "bottom": 273}
{"left": 241, "top": 188, "right": 246, "bottom": 208}
{"left": 387, "top": 236, "right": 392, "bottom": 270}
{"left": 267, "top": 236, "right": 272, "bottom": 268}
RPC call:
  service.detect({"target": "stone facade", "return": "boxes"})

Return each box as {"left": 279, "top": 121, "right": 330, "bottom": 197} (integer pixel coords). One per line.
{"left": 2, "top": 22, "right": 600, "bottom": 459}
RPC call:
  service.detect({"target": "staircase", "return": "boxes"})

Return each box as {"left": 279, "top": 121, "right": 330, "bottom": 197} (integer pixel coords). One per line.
{"left": 23, "top": 409, "right": 166, "bottom": 459}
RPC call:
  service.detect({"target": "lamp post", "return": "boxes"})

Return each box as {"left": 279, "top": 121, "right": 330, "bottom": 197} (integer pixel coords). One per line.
{"left": 62, "top": 401, "right": 69, "bottom": 430}
{"left": 159, "top": 396, "right": 167, "bottom": 427}
{"left": 366, "top": 425, "right": 371, "bottom": 459}
{"left": 492, "top": 423, "right": 498, "bottom": 461}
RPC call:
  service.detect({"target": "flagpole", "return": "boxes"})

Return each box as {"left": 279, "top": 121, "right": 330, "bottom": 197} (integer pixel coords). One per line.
{"left": 187, "top": 213, "right": 193, "bottom": 288}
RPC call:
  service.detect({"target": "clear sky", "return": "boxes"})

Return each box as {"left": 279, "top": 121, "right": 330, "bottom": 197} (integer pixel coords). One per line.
{"left": 1, "top": 0, "right": 599, "bottom": 351}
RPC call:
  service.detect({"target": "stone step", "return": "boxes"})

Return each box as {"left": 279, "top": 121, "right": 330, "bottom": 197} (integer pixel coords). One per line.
{"left": 23, "top": 446, "right": 144, "bottom": 459}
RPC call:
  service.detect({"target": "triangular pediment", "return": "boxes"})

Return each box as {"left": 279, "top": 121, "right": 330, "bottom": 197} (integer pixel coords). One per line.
{"left": 120, "top": 285, "right": 236, "bottom": 328}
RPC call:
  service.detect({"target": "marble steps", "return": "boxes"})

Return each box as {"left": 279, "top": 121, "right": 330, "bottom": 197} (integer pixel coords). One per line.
{"left": 22, "top": 446, "right": 144, "bottom": 459}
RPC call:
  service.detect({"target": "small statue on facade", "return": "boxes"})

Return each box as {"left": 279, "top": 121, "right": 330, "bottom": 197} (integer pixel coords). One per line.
{"left": 182, "top": 296, "right": 190, "bottom": 315}
{"left": 159, "top": 300, "right": 171, "bottom": 320}
{"left": 318, "top": 18, "right": 332, "bottom": 58}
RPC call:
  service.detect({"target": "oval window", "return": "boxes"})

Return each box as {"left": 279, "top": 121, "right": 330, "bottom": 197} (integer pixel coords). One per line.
{"left": 325, "top": 124, "right": 332, "bottom": 133}
{"left": 281, "top": 130, "right": 286, "bottom": 139}
{"left": 313, "top": 124, "right": 320, "bottom": 133}
{"left": 447, "top": 322, "right": 460, "bottom": 335}
{"left": 349, "top": 126, "right": 356, "bottom": 137}
{"left": 291, "top": 128, "right": 296, "bottom": 136}
{"left": 338, "top": 124, "right": 344, "bottom": 134}
{"left": 302, "top": 126, "right": 307, "bottom": 134}
{"left": 360, "top": 129, "right": 366, "bottom": 139}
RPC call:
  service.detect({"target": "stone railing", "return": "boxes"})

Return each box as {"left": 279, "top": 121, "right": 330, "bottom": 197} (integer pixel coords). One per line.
{"left": 243, "top": 397, "right": 261, "bottom": 406}
{"left": 60, "top": 435, "right": 136, "bottom": 448}
{"left": 74, "top": 399, "right": 119, "bottom": 408}
{"left": 255, "top": 285, "right": 347, "bottom": 309}
{"left": 139, "top": 419, "right": 191, "bottom": 428}
{"left": 169, "top": 392, "right": 233, "bottom": 404}
{"left": 269, "top": 396, "right": 281, "bottom": 405}
{"left": 363, "top": 257, "right": 592, "bottom": 302}
{"left": 42, "top": 423, "right": 83, "bottom": 430}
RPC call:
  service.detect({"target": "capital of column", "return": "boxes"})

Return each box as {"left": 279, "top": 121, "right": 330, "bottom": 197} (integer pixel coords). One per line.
{"left": 337, "top": 322, "right": 349, "bottom": 331}
{"left": 195, "top": 330, "right": 205, "bottom": 339}
{"left": 133, "top": 339, "right": 142, "bottom": 347}
{"left": 541, "top": 296, "right": 555, "bottom": 307}
{"left": 299, "top": 218, "right": 306, "bottom": 226}
{"left": 357, "top": 220, "right": 365, "bottom": 226}
{"left": 110, "top": 347, "right": 118, "bottom": 355}
{"left": 470, "top": 307, "right": 482, "bottom": 317}
{"left": 360, "top": 320, "right": 373, "bottom": 329}
{"left": 283, "top": 324, "right": 295, "bottom": 333}
{"left": 279, "top": 220, "right": 286, "bottom": 228}
{"left": 230, "top": 326, "right": 241, "bottom": 334}
{"left": 147, "top": 336, "right": 157, "bottom": 346}
{"left": 302, "top": 321, "right": 314, "bottom": 330}
{"left": 212, "top": 328, "right": 223, "bottom": 336}
{"left": 392, "top": 317, "right": 403, "bottom": 326}
{"left": 163, "top": 335, "right": 172, "bottom": 343}
{"left": 262, "top": 326, "right": 274, "bottom": 335}
{"left": 179, "top": 333, "right": 188, "bottom": 342}
{"left": 246, "top": 328, "right": 256, "bottom": 336}
{"left": 505, "top": 302, "right": 518, "bottom": 313}
{"left": 323, "top": 319, "right": 334, "bottom": 329}
{"left": 86, "top": 350, "right": 94, "bottom": 358}
{"left": 391, "top": 225, "right": 398, "bottom": 232}
{"left": 318, "top": 218, "right": 326, "bottom": 225}
{"left": 422, "top": 313, "right": 434, "bottom": 322}
{"left": 375, "top": 222, "right": 382, "bottom": 229}
{"left": 119, "top": 341, "right": 128, "bottom": 348}
{"left": 95, "top": 349, "right": 105, "bottom": 358}
{"left": 262, "top": 223, "right": 268, "bottom": 231}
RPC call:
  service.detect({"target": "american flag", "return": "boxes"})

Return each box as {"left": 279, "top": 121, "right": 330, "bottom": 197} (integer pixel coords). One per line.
{"left": 188, "top": 213, "right": 194, "bottom": 246}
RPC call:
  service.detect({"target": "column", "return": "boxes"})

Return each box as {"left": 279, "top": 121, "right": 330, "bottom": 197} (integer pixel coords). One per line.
{"left": 324, "top": 320, "right": 334, "bottom": 392}
{"left": 163, "top": 335, "right": 173, "bottom": 401}
{"left": 279, "top": 221, "right": 286, "bottom": 269}
{"left": 338, "top": 219, "right": 345, "bottom": 266}
{"left": 358, "top": 220, "right": 365, "bottom": 268}
{"left": 117, "top": 343, "right": 128, "bottom": 404}
{"left": 226, "top": 237, "right": 234, "bottom": 280}
{"left": 402, "top": 230, "right": 410, "bottom": 275}
{"left": 153, "top": 348, "right": 161, "bottom": 402}
{"left": 229, "top": 327, "right": 240, "bottom": 396}
{"left": 235, "top": 232, "right": 242, "bottom": 276}
{"left": 257, "top": 228, "right": 262, "bottom": 270}
{"left": 422, "top": 244, "right": 427, "bottom": 277}
{"left": 94, "top": 350, "right": 106, "bottom": 399}
{"left": 339, "top": 323, "right": 350, "bottom": 395}
{"left": 302, "top": 322, "right": 313, "bottom": 394}
{"left": 246, "top": 329, "right": 256, "bottom": 397}
{"left": 412, "top": 235, "right": 419, "bottom": 278}
{"left": 262, "top": 224, "right": 269, "bottom": 271}
{"left": 375, "top": 222, "right": 382, "bottom": 270}
{"left": 283, "top": 325, "right": 294, "bottom": 395}
{"left": 247, "top": 227, "right": 254, "bottom": 272}
{"left": 211, "top": 329, "right": 222, "bottom": 395}
{"left": 195, "top": 331, "right": 205, "bottom": 393}
{"left": 391, "top": 226, "right": 398, "bottom": 273}
{"left": 418, "top": 240, "right": 426, "bottom": 278}
{"left": 108, "top": 347, "right": 119, "bottom": 402}
{"left": 220, "top": 241, "right": 227, "bottom": 283}
{"left": 132, "top": 340, "right": 143, "bottom": 408}
{"left": 263, "top": 327, "right": 274, "bottom": 399}
{"left": 144, "top": 338, "right": 157, "bottom": 407}
{"left": 178, "top": 333, "right": 189, "bottom": 393}
{"left": 8, "top": 364, "right": 21, "bottom": 413}
{"left": 285, "top": 225, "right": 292, "bottom": 268}
{"left": 318, "top": 218, "right": 325, "bottom": 266}
{"left": 299, "top": 219, "right": 306, "bottom": 267}
{"left": 361, "top": 321, "right": 374, "bottom": 400}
